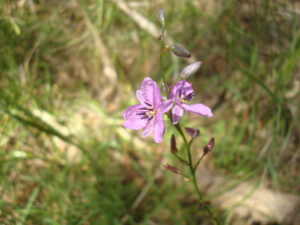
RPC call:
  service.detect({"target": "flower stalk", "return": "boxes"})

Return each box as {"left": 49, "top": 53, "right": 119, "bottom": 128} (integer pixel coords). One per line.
{"left": 157, "top": 8, "right": 220, "bottom": 224}
{"left": 173, "top": 122, "right": 220, "bottom": 225}
{"left": 123, "top": 8, "right": 220, "bottom": 224}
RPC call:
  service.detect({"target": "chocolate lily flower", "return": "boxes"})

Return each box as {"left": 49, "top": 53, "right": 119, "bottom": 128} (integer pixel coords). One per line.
{"left": 170, "top": 80, "right": 213, "bottom": 124}
{"left": 124, "top": 77, "right": 173, "bottom": 143}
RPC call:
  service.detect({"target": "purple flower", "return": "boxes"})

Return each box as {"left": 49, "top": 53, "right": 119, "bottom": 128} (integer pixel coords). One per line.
{"left": 170, "top": 80, "right": 213, "bottom": 124}
{"left": 124, "top": 77, "right": 173, "bottom": 143}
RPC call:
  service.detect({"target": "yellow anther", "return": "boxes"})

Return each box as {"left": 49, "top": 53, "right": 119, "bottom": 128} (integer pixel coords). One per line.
{"left": 179, "top": 97, "right": 188, "bottom": 103}
{"left": 146, "top": 109, "right": 157, "bottom": 118}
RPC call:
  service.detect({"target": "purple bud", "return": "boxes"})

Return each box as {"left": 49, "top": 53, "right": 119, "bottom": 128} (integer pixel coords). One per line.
{"left": 185, "top": 127, "right": 200, "bottom": 138}
{"left": 180, "top": 61, "right": 202, "bottom": 78}
{"left": 171, "top": 45, "right": 191, "bottom": 58}
{"left": 170, "top": 134, "right": 178, "bottom": 154}
{"left": 158, "top": 8, "right": 166, "bottom": 24}
{"left": 203, "top": 137, "right": 215, "bottom": 154}
{"left": 164, "top": 164, "right": 182, "bottom": 175}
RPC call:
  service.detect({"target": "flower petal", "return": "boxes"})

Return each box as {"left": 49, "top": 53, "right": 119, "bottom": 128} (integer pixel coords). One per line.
{"left": 123, "top": 104, "right": 142, "bottom": 120}
{"left": 124, "top": 104, "right": 148, "bottom": 130}
{"left": 124, "top": 116, "right": 148, "bottom": 130}
{"left": 136, "top": 90, "right": 146, "bottom": 104}
{"left": 169, "top": 84, "right": 179, "bottom": 101}
{"left": 141, "top": 77, "right": 162, "bottom": 108}
{"left": 153, "top": 113, "right": 165, "bottom": 143}
{"left": 181, "top": 103, "right": 213, "bottom": 118}
{"left": 158, "top": 99, "right": 173, "bottom": 114}
{"left": 169, "top": 80, "right": 194, "bottom": 104}
{"left": 142, "top": 119, "right": 155, "bottom": 137}
{"left": 172, "top": 105, "right": 184, "bottom": 124}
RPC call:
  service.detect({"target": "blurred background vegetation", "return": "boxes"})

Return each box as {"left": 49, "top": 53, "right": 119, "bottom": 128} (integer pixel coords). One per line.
{"left": 0, "top": 0, "right": 299, "bottom": 224}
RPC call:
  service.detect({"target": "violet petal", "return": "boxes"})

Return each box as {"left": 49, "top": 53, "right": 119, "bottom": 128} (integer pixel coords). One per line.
{"left": 172, "top": 105, "right": 184, "bottom": 124}
{"left": 181, "top": 103, "right": 213, "bottom": 118}
{"left": 158, "top": 99, "right": 173, "bottom": 114}
{"left": 153, "top": 113, "right": 165, "bottom": 143}
{"left": 141, "top": 77, "right": 162, "bottom": 108}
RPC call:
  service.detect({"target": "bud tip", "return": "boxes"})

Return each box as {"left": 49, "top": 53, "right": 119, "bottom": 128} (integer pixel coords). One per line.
{"left": 185, "top": 127, "right": 200, "bottom": 138}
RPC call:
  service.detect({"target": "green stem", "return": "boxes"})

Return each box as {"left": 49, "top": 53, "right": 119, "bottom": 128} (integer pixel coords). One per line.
{"left": 191, "top": 172, "right": 219, "bottom": 225}
{"left": 194, "top": 153, "right": 205, "bottom": 171}
{"left": 174, "top": 153, "right": 189, "bottom": 165}
{"left": 173, "top": 122, "right": 221, "bottom": 225}
{"left": 160, "top": 39, "right": 166, "bottom": 85}
{"left": 159, "top": 19, "right": 220, "bottom": 224}
{"left": 174, "top": 124, "right": 193, "bottom": 171}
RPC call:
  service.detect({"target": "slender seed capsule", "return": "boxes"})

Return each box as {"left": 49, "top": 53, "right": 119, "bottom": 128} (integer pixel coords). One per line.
{"left": 158, "top": 8, "right": 166, "bottom": 25}
{"left": 180, "top": 61, "right": 202, "bottom": 78}
{"left": 171, "top": 45, "right": 191, "bottom": 58}
{"left": 185, "top": 127, "right": 200, "bottom": 138}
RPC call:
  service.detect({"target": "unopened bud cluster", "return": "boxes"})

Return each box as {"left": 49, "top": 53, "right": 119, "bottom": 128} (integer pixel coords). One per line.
{"left": 158, "top": 9, "right": 202, "bottom": 79}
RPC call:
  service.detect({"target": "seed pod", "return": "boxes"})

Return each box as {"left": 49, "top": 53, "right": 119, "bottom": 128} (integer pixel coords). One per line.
{"left": 185, "top": 127, "right": 200, "bottom": 138}
{"left": 170, "top": 134, "right": 178, "bottom": 154}
{"left": 158, "top": 8, "right": 166, "bottom": 25}
{"left": 164, "top": 164, "right": 182, "bottom": 175}
{"left": 180, "top": 61, "right": 202, "bottom": 78}
{"left": 171, "top": 45, "right": 191, "bottom": 58}
{"left": 203, "top": 137, "right": 215, "bottom": 155}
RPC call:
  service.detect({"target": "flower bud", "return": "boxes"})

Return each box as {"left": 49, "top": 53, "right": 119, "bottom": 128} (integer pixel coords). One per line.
{"left": 171, "top": 45, "right": 191, "bottom": 58}
{"left": 185, "top": 127, "right": 200, "bottom": 138}
{"left": 180, "top": 61, "right": 202, "bottom": 78}
{"left": 158, "top": 8, "right": 166, "bottom": 25}
{"left": 170, "top": 134, "right": 178, "bottom": 154}
{"left": 203, "top": 137, "right": 215, "bottom": 154}
{"left": 164, "top": 164, "right": 182, "bottom": 175}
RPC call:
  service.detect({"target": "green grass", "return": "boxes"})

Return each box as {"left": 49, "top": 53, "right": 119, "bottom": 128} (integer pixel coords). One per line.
{"left": 1, "top": 0, "right": 299, "bottom": 224}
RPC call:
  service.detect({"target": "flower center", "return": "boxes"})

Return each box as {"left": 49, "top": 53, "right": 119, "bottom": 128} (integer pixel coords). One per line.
{"left": 179, "top": 94, "right": 189, "bottom": 103}
{"left": 178, "top": 90, "right": 194, "bottom": 103}
{"left": 136, "top": 104, "right": 157, "bottom": 120}
{"left": 146, "top": 109, "right": 157, "bottom": 118}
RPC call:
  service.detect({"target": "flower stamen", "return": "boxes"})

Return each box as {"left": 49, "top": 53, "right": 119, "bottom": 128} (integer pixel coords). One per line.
{"left": 179, "top": 94, "right": 189, "bottom": 103}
